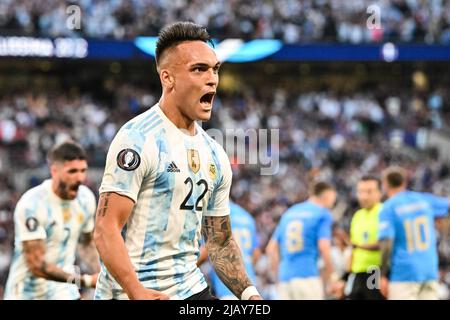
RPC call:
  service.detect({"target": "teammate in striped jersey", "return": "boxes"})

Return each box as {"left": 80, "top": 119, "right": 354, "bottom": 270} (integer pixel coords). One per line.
{"left": 4, "top": 141, "right": 99, "bottom": 299}
{"left": 93, "top": 22, "right": 261, "bottom": 300}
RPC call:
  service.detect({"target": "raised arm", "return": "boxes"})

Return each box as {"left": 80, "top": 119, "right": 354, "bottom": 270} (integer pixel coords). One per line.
{"left": 93, "top": 192, "right": 168, "bottom": 300}
{"left": 202, "top": 215, "right": 261, "bottom": 300}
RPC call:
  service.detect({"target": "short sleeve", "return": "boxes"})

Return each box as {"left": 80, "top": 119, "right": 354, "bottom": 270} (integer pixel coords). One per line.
{"left": 318, "top": 210, "right": 333, "bottom": 240}
{"left": 99, "top": 129, "right": 153, "bottom": 203}
{"left": 204, "top": 145, "right": 232, "bottom": 217}
{"left": 81, "top": 188, "right": 97, "bottom": 234}
{"left": 14, "top": 198, "right": 47, "bottom": 242}
{"left": 251, "top": 220, "right": 260, "bottom": 252}
{"left": 422, "top": 193, "right": 449, "bottom": 218}
{"left": 378, "top": 203, "right": 395, "bottom": 240}
{"left": 349, "top": 212, "right": 358, "bottom": 244}
{"left": 270, "top": 219, "right": 283, "bottom": 244}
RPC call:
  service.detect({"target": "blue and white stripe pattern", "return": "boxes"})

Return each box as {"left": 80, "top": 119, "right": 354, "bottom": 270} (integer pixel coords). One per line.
{"left": 95, "top": 104, "right": 232, "bottom": 300}
{"left": 4, "top": 180, "right": 96, "bottom": 300}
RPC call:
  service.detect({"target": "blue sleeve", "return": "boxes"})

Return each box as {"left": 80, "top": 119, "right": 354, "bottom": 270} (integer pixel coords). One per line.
{"left": 422, "top": 193, "right": 449, "bottom": 218}
{"left": 271, "top": 219, "right": 283, "bottom": 243}
{"left": 378, "top": 203, "right": 395, "bottom": 240}
{"left": 318, "top": 211, "right": 332, "bottom": 240}
{"left": 251, "top": 221, "right": 260, "bottom": 252}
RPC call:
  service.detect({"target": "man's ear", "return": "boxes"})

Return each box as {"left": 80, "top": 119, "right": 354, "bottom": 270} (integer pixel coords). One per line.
{"left": 160, "top": 68, "right": 174, "bottom": 89}
{"left": 49, "top": 163, "right": 59, "bottom": 179}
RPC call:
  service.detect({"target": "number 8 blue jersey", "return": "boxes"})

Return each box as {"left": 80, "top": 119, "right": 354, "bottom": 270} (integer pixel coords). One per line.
{"left": 271, "top": 201, "right": 333, "bottom": 281}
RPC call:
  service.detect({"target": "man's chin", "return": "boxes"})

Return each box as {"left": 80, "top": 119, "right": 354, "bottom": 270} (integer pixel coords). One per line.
{"left": 197, "top": 109, "right": 212, "bottom": 121}
{"left": 66, "top": 190, "right": 78, "bottom": 200}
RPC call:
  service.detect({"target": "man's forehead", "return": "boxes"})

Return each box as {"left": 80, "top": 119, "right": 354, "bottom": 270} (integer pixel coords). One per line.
{"left": 59, "top": 159, "right": 87, "bottom": 168}
{"left": 173, "top": 40, "right": 218, "bottom": 65}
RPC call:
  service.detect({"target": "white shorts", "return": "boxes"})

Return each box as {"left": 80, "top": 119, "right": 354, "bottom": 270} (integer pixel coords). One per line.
{"left": 277, "top": 277, "right": 324, "bottom": 300}
{"left": 389, "top": 281, "right": 439, "bottom": 300}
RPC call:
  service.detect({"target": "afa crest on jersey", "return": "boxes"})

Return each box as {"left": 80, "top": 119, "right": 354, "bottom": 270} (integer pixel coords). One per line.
{"left": 208, "top": 163, "right": 217, "bottom": 180}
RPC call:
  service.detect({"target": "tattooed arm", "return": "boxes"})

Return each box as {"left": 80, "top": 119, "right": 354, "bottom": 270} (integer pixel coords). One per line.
{"left": 380, "top": 239, "right": 393, "bottom": 278}
{"left": 93, "top": 192, "right": 169, "bottom": 300}
{"left": 379, "top": 239, "right": 393, "bottom": 298}
{"left": 23, "top": 239, "right": 73, "bottom": 282}
{"left": 23, "top": 239, "right": 94, "bottom": 287}
{"left": 202, "top": 215, "right": 262, "bottom": 300}
{"left": 77, "top": 232, "right": 101, "bottom": 273}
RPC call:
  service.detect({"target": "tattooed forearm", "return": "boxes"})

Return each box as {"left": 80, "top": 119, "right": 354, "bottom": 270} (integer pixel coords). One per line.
{"left": 379, "top": 239, "right": 393, "bottom": 277}
{"left": 78, "top": 233, "right": 101, "bottom": 273}
{"left": 202, "top": 215, "right": 253, "bottom": 298}
{"left": 96, "top": 192, "right": 112, "bottom": 218}
{"left": 23, "top": 240, "right": 74, "bottom": 283}
{"left": 40, "top": 261, "right": 75, "bottom": 283}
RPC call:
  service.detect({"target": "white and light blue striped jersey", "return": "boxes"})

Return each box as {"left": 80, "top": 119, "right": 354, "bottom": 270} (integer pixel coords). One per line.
{"left": 95, "top": 103, "right": 232, "bottom": 300}
{"left": 4, "top": 180, "right": 96, "bottom": 300}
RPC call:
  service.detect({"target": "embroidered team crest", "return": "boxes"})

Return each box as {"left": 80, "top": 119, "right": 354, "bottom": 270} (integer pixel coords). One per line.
{"left": 117, "top": 149, "right": 141, "bottom": 171}
{"left": 63, "top": 207, "right": 71, "bottom": 223}
{"left": 77, "top": 213, "right": 84, "bottom": 224}
{"left": 208, "top": 163, "right": 217, "bottom": 180}
{"left": 187, "top": 149, "right": 200, "bottom": 173}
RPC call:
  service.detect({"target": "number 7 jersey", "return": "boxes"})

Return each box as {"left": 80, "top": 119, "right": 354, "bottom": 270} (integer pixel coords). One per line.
{"left": 95, "top": 103, "right": 232, "bottom": 300}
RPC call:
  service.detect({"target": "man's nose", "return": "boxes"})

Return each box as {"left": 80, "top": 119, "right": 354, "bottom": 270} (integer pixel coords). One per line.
{"left": 206, "top": 69, "right": 218, "bottom": 88}
{"left": 76, "top": 172, "right": 86, "bottom": 183}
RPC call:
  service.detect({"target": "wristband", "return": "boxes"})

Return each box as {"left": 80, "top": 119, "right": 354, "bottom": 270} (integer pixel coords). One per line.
{"left": 82, "top": 274, "right": 94, "bottom": 288}
{"left": 241, "top": 286, "right": 260, "bottom": 300}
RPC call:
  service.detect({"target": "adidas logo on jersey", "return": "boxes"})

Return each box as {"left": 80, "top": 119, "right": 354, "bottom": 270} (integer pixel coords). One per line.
{"left": 166, "top": 161, "right": 180, "bottom": 172}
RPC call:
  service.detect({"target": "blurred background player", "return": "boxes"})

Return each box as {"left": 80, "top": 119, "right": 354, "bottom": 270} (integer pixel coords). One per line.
{"left": 379, "top": 166, "right": 450, "bottom": 300}
{"left": 198, "top": 201, "right": 261, "bottom": 299}
{"left": 345, "top": 175, "right": 384, "bottom": 300}
{"left": 266, "top": 181, "right": 337, "bottom": 300}
{"left": 326, "top": 223, "right": 352, "bottom": 299}
{"left": 4, "top": 141, "right": 99, "bottom": 299}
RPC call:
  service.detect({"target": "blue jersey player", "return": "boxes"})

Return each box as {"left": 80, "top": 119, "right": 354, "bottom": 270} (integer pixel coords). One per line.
{"left": 378, "top": 166, "right": 449, "bottom": 300}
{"left": 266, "top": 181, "right": 336, "bottom": 300}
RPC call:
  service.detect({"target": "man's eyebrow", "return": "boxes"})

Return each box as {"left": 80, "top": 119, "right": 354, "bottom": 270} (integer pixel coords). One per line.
{"left": 190, "top": 62, "right": 221, "bottom": 68}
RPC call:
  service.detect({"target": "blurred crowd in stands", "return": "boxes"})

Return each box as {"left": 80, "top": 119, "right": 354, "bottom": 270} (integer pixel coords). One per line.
{"left": 1, "top": 79, "right": 450, "bottom": 298}
{"left": 0, "top": 0, "right": 450, "bottom": 43}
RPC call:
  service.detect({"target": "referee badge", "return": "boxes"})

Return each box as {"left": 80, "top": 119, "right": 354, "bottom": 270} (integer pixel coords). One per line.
{"left": 187, "top": 149, "right": 200, "bottom": 174}
{"left": 117, "top": 149, "right": 141, "bottom": 171}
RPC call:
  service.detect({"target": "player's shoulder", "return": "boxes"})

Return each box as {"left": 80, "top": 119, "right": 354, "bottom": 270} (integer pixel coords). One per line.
{"left": 352, "top": 207, "right": 365, "bottom": 219}
{"left": 16, "top": 181, "right": 49, "bottom": 210}
{"left": 197, "top": 126, "right": 229, "bottom": 160}
{"left": 77, "top": 185, "right": 96, "bottom": 201}
{"left": 115, "top": 105, "right": 163, "bottom": 141}
{"left": 230, "top": 202, "right": 253, "bottom": 221}
{"left": 19, "top": 181, "right": 49, "bottom": 202}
